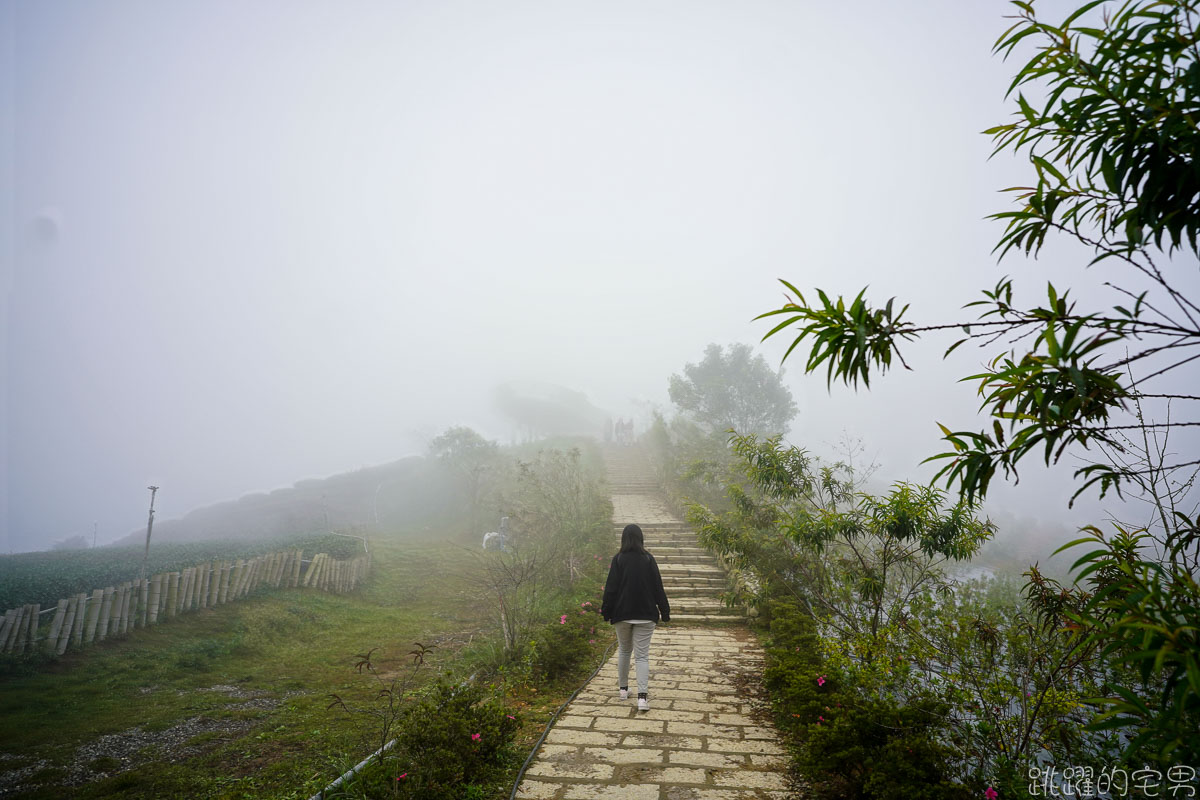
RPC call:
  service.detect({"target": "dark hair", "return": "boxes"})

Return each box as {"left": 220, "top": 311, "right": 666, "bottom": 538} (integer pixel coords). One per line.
{"left": 619, "top": 524, "right": 647, "bottom": 555}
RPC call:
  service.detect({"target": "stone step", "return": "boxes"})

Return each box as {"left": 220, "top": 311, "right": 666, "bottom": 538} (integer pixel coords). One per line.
{"left": 660, "top": 566, "right": 723, "bottom": 576}
{"left": 664, "top": 586, "right": 725, "bottom": 596}
{"left": 657, "top": 561, "right": 723, "bottom": 572}
{"left": 645, "top": 545, "right": 708, "bottom": 554}
{"left": 672, "top": 600, "right": 732, "bottom": 613}
{"left": 668, "top": 613, "right": 744, "bottom": 623}
{"left": 663, "top": 576, "right": 726, "bottom": 586}
{"left": 655, "top": 558, "right": 717, "bottom": 566}
{"left": 663, "top": 587, "right": 726, "bottom": 597}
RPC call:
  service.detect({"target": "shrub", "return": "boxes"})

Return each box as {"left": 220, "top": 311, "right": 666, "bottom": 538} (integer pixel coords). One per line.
{"left": 387, "top": 679, "right": 520, "bottom": 800}
{"left": 531, "top": 599, "right": 603, "bottom": 682}
{"left": 761, "top": 599, "right": 968, "bottom": 800}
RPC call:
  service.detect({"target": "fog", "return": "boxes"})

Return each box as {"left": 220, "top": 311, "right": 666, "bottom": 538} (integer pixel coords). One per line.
{"left": 3, "top": 0, "right": 1192, "bottom": 554}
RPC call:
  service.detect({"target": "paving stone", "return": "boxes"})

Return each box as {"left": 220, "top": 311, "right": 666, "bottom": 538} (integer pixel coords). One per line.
{"left": 537, "top": 744, "right": 579, "bottom": 760}
{"left": 621, "top": 765, "right": 709, "bottom": 784}
{"left": 663, "top": 789, "right": 774, "bottom": 800}
{"left": 741, "top": 726, "right": 778, "bottom": 739}
{"left": 712, "top": 769, "right": 790, "bottom": 790}
{"left": 545, "top": 729, "right": 622, "bottom": 746}
{"left": 563, "top": 784, "right": 661, "bottom": 800}
{"left": 621, "top": 733, "right": 704, "bottom": 750}
{"left": 573, "top": 704, "right": 636, "bottom": 718}
{"left": 555, "top": 715, "right": 595, "bottom": 728}
{"left": 579, "top": 746, "right": 665, "bottom": 764}
{"left": 515, "top": 779, "right": 561, "bottom": 799}
{"left": 640, "top": 709, "right": 705, "bottom": 722}
{"left": 666, "top": 721, "right": 745, "bottom": 737}
{"left": 591, "top": 716, "right": 665, "bottom": 733}
{"left": 526, "top": 761, "right": 615, "bottom": 781}
{"left": 667, "top": 750, "right": 745, "bottom": 768}
{"left": 704, "top": 737, "right": 786, "bottom": 755}
{"left": 708, "top": 713, "right": 756, "bottom": 726}
{"left": 673, "top": 700, "right": 740, "bottom": 713}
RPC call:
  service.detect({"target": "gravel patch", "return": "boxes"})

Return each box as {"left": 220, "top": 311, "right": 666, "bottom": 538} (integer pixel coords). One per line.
{"left": 62, "top": 715, "right": 258, "bottom": 785}
{"left": 0, "top": 756, "right": 52, "bottom": 798}
{"left": 226, "top": 697, "right": 282, "bottom": 712}
{"left": 0, "top": 714, "right": 261, "bottom": 797}
{"left": 192, "top": 684, "right": 271, "bottom": 699}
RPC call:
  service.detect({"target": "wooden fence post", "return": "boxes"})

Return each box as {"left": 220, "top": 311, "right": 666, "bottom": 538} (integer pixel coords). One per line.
{"left": 119, "top": 583, "right": 133, "bottom": 635}
{"left": 57, "top": 596, "right": 78, "bottom": 655}
{"left": 2, "top": 608, "right": 21, "bottom": 653}
{"left": 45, "top": 599, "right": 66, "bottom": 653}
{"left": 84, "top": 589, "right": 103, "bottom": 644}
{"left": 0, "top": 609, "right": 15, "bottom": 653}
{"left": 165, "top": 573, "right": 179, "bottom": 620}
{"left": 108, "top": 586, "right": 122, "bottom": 637}
{"left": 148, "top": 575, "right": 163, "bottom": 624}
{"left": 11, "top": 606, "right": 27, "bottom": 653}
{"left": 71, "top": 593, "right": 87, "bottom": 648}
{"left": 205, "top": 562, "right": 218, "bottom": 607}
{"left": 112, "top": 586, "right": 126, "bottom": 636}
{"left": 96, "top": 590, "right": 113, "bottom": 642}
{"left": 176, "top": 569, "right": 190, "bottom": 615}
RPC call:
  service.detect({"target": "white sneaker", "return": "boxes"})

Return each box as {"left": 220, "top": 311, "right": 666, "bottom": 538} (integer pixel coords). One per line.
{"left": 619, "top": 688, "right": 629, "bottom": 701}
{"left": 637, "top": 696, "right": 649, "bottom": 712}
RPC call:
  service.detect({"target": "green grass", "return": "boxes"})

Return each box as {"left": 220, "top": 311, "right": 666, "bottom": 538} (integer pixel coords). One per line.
{"left": 0, "top": 529, "right": 493, "bottom": 800}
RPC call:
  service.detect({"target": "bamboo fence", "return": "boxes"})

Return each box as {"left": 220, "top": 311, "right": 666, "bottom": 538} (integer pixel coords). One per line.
{"left": 0, "top": 549, "right": 371, "bottom": 657}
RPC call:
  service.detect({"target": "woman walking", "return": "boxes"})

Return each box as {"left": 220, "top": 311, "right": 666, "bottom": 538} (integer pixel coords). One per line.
{"left": 601, "top": 523, "right": 670, "bottom": 712}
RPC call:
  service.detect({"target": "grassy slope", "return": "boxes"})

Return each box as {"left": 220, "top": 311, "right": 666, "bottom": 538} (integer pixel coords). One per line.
{"left": 0, "top": 531, "right": 490, "bottom": 800}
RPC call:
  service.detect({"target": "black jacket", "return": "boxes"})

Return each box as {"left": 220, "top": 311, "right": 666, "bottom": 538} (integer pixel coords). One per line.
{"left": 601, "top": 550, "right": 670, "bottom": 624}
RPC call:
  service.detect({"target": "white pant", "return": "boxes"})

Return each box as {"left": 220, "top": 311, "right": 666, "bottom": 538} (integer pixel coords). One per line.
{"left": 613, "top": 620, "right": 656, "bottom": 694}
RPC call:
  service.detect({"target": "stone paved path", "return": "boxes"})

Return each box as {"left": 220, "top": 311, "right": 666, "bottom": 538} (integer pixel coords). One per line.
{"left": 513, "top": 446, "right": 796, "bottom": 800}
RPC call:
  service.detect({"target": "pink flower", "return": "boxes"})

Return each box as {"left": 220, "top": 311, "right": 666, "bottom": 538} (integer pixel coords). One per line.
{"left": 817, "top": 675, "right": 826, "bottom": 687}
{"left": 582, "top": 601, "right": 592, "bottom": 607}
{"left": 560, "top": 614, "right": 567, "bottom": 624}
{"left": 397, "top": 773, "right": 407, "bottom": 780}
{"left": 985, "top": 788, "right": 998, "bottom": 800}
{"left": 589, "top": 639, "right": 595, "bottom": 643}
{"left": 471, "top": 733, "right": 481, "bottom": 741}
{"left": 506, "top": 714, "right": 516, "bottom": 720}
{"left": 818, "top": 716, "right": 824, "bottom": 722}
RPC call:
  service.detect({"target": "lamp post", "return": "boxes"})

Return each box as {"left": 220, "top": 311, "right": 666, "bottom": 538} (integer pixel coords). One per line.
{"left": 140, "top": 486, "right": 158, "bottom": 582}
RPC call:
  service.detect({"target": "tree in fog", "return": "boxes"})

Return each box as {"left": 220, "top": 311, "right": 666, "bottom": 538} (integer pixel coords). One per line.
{"left": 668, "top": 343, "right": 798, "bottom": 436}
{"left": 428, "top": 426, "right": 501, "bottom": 533}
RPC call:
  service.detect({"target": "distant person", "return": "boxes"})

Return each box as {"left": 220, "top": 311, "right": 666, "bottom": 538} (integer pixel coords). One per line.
{"left": 601, "top": 523, "right": 670, "bottom": 712}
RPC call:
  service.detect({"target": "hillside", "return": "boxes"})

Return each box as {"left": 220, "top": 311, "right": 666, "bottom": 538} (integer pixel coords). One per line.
{"left": 112, "top": 456, "right": 455, "bottom": 547}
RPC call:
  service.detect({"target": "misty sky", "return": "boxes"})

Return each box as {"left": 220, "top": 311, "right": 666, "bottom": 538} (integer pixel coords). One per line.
{"left": 4, "top": 0, "right": 1190, "bottom": 553}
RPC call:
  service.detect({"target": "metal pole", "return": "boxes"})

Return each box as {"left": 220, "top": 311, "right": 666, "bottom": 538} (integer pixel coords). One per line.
{"left": 140, "top": 486, "right": 158, "bottom": 581}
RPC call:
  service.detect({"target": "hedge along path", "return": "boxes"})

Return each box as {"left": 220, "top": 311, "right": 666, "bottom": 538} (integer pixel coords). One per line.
{"left": 0, "top": 548, "right": 371, "bottom": 658}
{"left": 514, "top": 445, "right": 797, "bottom": 800}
